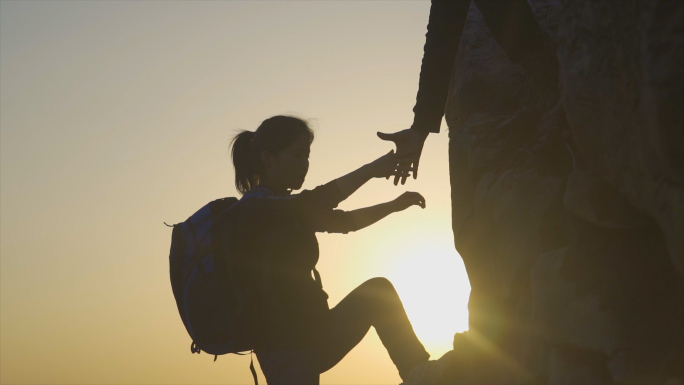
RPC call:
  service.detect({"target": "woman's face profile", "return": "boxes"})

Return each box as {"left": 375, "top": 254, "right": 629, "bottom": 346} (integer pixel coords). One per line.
{"left": 263, "top": 133, "right": 310, "bottom": 191}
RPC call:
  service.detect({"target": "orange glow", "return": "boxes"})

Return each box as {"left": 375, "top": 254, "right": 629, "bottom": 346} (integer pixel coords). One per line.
{"left": 1, "top": 2, "right": 470, "bottom": 384}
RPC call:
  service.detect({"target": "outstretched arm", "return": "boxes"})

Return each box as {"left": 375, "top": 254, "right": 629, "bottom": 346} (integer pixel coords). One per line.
{"left": 309, "top": 192, "right": 426, "bottom": 234}
{"left": 378, "top": 0, "right": 469, "bottom": 185}
{"left": 345, "top": 202, "right": 397, "bottom": 232}
{"left": 334, "top": 164, "right": 373, "bottom": 202}
{"left": 411, "top": 0, "right": 469, "bottom": 135}
{"left": 334, "top": 150, "right": 397, "bottom": 200}
{"left": 347, "top": 192, "right": 426, "bottom": 231}
{"left": 245, "top": 151, "right": 398, "bottom": 225}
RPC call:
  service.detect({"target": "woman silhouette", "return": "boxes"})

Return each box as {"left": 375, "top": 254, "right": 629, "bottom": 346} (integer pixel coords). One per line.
{"left": 225, "top": 116, "right": 437, "bottom": 384}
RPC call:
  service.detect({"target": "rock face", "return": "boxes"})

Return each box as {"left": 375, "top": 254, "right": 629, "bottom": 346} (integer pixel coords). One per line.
{"left": 442, "top": 1, "right": 683, "bottom": 383}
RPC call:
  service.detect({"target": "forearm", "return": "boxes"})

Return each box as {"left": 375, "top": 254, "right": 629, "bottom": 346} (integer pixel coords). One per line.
{"left": 334, "top": 164, "right": 373, "bottom": 201}
{"left": 412, "top": 0, "right": 470, "bottom": 134}
{"left": 348, "top": 201, "right": 397, "bottom": 232}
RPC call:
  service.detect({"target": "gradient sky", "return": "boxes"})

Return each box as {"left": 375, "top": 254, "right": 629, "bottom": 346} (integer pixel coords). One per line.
{"left": 0, "top": 1, "right": 470, "bottom": 384}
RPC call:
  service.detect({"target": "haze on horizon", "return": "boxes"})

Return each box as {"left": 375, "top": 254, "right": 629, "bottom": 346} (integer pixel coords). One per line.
{"left": 0, "top": 2, "right": 471, "bottom": 384}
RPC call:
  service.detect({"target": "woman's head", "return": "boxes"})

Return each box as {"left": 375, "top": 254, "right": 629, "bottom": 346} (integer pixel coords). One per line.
{"left": 231, "top": 115, "right": 314, "bottom": 194}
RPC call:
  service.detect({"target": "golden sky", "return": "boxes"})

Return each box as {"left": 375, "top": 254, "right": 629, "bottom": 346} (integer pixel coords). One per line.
{"left": 0, "top": 1, "right": 470, "bottom": 384}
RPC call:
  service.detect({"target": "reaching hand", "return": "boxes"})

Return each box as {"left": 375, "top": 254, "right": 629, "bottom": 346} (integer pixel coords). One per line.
{"left": 377, "top": 128, "right": 428, "bottom": 185}
{"left": 392, "top": 191, "right": 426, "bottom": 212}
{"left": 366, "top": 150, "right": 398, "bottom": 179}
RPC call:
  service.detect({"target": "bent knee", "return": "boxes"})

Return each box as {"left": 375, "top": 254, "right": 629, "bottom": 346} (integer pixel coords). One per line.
{"left": 364, "top": 277, "right": 396, "bottom": 292}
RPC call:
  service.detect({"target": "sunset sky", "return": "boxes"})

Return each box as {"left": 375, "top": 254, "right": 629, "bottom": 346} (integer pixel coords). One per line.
{"left": 0, "top": 1, "right": 470, "bottom": 384}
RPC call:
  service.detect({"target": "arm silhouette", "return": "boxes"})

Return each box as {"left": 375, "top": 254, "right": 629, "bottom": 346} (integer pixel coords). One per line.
{"left": 379, "top": 0, "right": 469, "bottom": 185}
{"left": 243, "top": 150, "right": 407, "bottom": 233}
{"left": 334, "top": 150, "right": 396, "bottom": 199}
{"left": 346, "top": 192, "right": 425, "bottom": 231}
{"left": 381, "top": 0, "right": 549, "bottom": 185}
{"left": 308, "top": 150, "right": 418, "bottom": 233}
{"left": 311, "top": 192, "right": 426, "bottom": 234}
{"left": 300, "top": 152, "right": 426, "bottom": 234}
{"left": 411, "top": 0, "right": 469, "bottom": 135}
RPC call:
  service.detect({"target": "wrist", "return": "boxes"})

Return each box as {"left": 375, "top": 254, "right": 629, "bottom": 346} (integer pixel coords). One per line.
{"left": 410, "top": 126, "right": 430, "bottom": 140}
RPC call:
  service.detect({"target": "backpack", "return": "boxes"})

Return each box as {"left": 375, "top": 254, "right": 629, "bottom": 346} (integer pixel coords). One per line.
{"left": 167, "top": 196, "right": 259, "bottom": 384}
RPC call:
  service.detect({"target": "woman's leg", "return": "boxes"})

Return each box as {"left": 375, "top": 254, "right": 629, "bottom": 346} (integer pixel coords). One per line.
{"left": 314, "top": 277, "right": 430, "bottom": 381}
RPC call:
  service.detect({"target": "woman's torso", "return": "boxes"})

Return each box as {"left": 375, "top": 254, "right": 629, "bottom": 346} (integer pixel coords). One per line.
{"left": 226, "top": 187, "right": 331, "bottom": 352}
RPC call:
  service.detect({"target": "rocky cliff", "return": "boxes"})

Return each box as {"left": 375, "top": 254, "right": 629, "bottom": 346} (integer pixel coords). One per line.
{"left": 440, "top": 1, "right": 683, "bottom": 383}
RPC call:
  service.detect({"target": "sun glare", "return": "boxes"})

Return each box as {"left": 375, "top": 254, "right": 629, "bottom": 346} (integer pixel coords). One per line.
{"left": 366, "top": 224, "right": 471, "bottom": 358}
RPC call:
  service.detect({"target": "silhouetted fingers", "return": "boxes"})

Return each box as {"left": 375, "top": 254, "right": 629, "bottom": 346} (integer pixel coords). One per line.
{"left": 412, "top": 195, "right": 424, "bottom": 208}
{"left": 384, "top": 165, "right": 396, "bottom": 180}
{"left": 396, "top": 161, "right": 413, "bottom": 186}
{"left": 393, "top": 172, "right": 401, "bottom": 186}
{"left": 413, "top": 161, "right": 420, "bottom": 179}
{"left": 394, "top": 168, "right": 410, "bottom": 185}
{"left": 395, "top": 153, "right": 418, "bottom": 163}
{"left": 393, "top": 159, "right": 412, "bottom": 185}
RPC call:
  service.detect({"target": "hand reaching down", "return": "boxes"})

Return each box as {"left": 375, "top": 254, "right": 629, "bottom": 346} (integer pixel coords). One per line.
{"left": 392, "top": 192, "right": 426, "bottom": 212}
{"left": 377, "top": 128, "right": 428, "bottom": 185}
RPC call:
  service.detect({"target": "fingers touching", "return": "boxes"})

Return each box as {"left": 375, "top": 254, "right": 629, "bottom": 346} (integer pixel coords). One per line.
{"left": 393, "top": 163, "right": 418, "bottom": 185}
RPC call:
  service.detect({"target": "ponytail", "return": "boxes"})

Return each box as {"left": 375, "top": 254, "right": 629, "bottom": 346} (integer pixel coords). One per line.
{"left": 230, "top": 115, "right": 315, "bottom": 195}
{"left": 230, "top": 130, "right": 258, "bottom": 194}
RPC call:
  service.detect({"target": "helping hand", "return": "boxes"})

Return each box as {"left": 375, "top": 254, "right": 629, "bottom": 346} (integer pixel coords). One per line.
{"left": 392, "top": 191, "right": 426, "bottom": 212}
{"left": 377, "top": 128, "right": 428, "bottom": 185}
